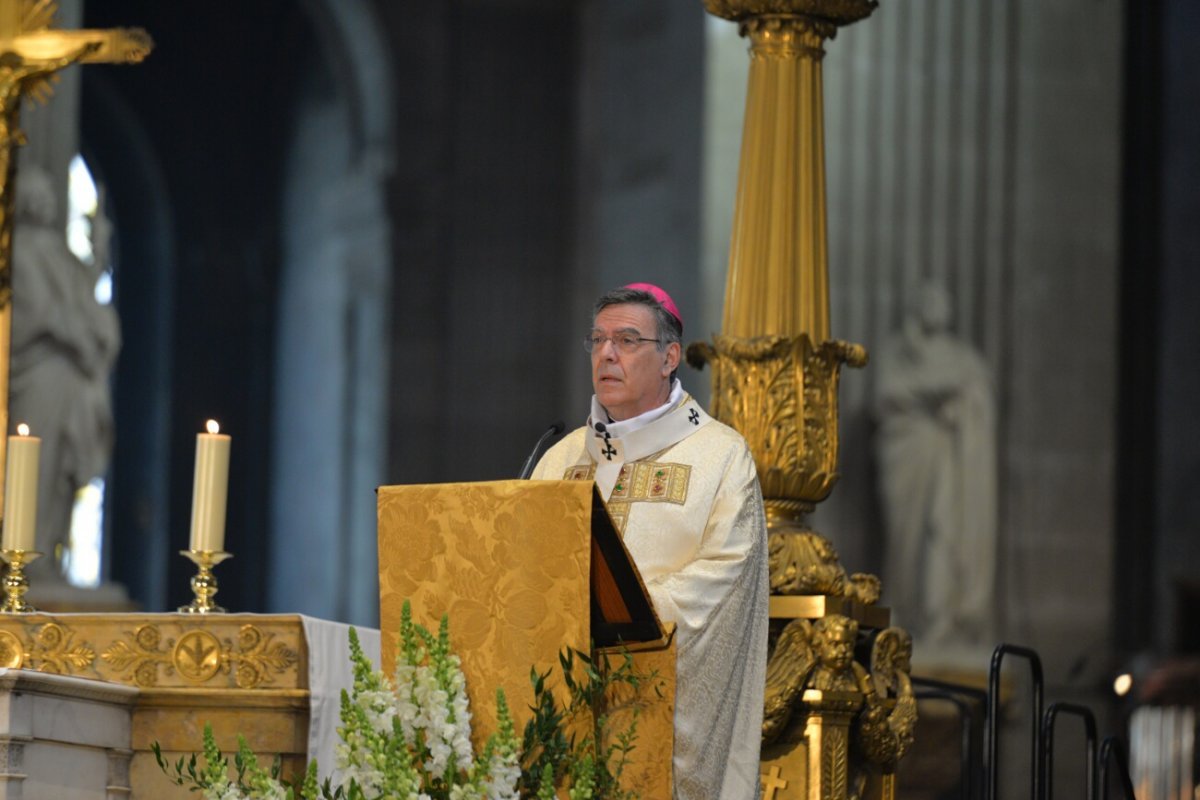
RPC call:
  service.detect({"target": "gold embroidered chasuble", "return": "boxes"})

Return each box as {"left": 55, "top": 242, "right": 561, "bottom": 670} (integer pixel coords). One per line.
{"left": 533, "top": 395, "right": 770, "bottom": 800}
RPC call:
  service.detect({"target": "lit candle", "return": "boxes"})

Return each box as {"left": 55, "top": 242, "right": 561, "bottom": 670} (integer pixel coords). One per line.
{"left": 189, "top": 419, "right": 231, "bottom": 552}
{"left": 3, "top": 424, "right": 41, "bottom": 552}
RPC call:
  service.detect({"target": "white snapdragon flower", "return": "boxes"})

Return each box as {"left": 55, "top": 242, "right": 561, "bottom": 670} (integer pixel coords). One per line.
{"left": 482, "top": 739, "right": 522, "bottom": 800}
{"left": 358, "top": 687, "right": 399, "bottom": 735}
{"left": 202, "top": 782, "right": 247, "bottom": 800}
{"left": 426, "top": 736, "right": 453, "bottom": 774}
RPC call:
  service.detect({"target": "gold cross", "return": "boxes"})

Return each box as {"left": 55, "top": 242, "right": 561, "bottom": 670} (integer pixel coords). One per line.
{"left": 0, "top": 0, "right": 150, "bottom": 533}
{"left": 761, "top": 764, "right": 789, "bottom": 800}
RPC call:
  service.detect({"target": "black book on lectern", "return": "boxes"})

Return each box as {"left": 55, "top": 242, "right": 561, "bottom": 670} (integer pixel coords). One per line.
{"left": 587, "top": 484, "right": 666, "bottom": 648}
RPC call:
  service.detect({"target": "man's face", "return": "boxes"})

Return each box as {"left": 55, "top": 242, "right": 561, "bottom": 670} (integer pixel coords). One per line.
{"left": 591, "top": 303, "right": 680, "bottom": 421}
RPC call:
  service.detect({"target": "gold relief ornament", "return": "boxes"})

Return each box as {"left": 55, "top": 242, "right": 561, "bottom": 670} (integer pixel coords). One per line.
{"left": 687, "top": 334, "right": 866, "bottom": 508}
{"left": 0, "top": 627, "right": 20, "bottom": 667}
{"left": 762, "top": 617, "right": 816, "bottom": 743}
{"left": 173, "top": 629, "right": 223, "bottom": 683}
{"left": 768, "top": 526, "right": 880, "bottom": 603}
{"left": 229, "top": 623, "right": 299, "bottom": 688}
{"left": 28, "top": 621, "right": 95, "bottom": 673}
{"left": 763, "top": 615, "right": 865, "bottom": 744}
{"left": 0, "top": 621, "right": 96, "bottom": 672}
{"left": 865, "top": 627, "right": 917, "bottom": 766}
{"left": 101, "top": 623, "right": 298, "bottom": 688}
{"left": 763, "top": 616, "right": 916, "bottom": 799}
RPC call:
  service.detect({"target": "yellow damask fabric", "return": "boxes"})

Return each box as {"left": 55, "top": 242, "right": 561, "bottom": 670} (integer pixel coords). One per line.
{"left": 378, "top": 479, "right": 676, "bottom": 797}
{"left": 377, "top": 480, "right": 592, "bottom": 746}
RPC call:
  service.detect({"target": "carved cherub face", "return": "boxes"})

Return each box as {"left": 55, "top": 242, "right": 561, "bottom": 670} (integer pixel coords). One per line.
{"left": 816, "top": 617, "right": 857, "bottom": 672}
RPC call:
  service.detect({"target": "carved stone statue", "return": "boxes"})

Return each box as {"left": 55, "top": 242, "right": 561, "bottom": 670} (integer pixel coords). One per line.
{"left": 10, "top": 166, "right": 120, "bottom": 579}
{"left": 873, "top": 282, "right": 997, "bottom": 647}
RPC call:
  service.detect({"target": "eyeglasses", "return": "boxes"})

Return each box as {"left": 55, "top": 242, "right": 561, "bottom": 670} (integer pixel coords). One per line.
{"left": 583, "top": 332, "right": 661, "bottom": 354}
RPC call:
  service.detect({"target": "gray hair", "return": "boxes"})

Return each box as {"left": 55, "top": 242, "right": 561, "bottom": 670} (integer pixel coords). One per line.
{"left": 592, "top": 287, "right": 682, "bottom": 382}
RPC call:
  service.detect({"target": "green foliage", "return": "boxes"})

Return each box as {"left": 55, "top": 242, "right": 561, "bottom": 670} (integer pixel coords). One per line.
{"left": 152, "top": 723, "right": 293, "bottom": 800}
{"left": 519, "top": 647, "right": 650, "bottom": 800}
{"left": 153, "top": 604, "right": 658, "bottom": 799}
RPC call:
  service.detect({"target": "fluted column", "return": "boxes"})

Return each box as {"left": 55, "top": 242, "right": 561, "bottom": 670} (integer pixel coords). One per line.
{"left": 692, "top": 1, "right": 876, "bottom": 515}
{"left": 722, "top": 15, "right": 833, "bottom": 340}
{"left": 708, "top": 1, "right": 876, "bottom": 341}
{"left": 692, "top": 4, "right": 914, "bottom": 799}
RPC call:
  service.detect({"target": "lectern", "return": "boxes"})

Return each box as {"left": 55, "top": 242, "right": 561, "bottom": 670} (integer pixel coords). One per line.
{"left": 377, "top": 479, "right": 676, "bottom": 796}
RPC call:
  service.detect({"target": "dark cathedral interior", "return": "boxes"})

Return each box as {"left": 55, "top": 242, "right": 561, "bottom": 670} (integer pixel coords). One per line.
{"left": 13, "top": 0, "right": 1195, "bottom": 794}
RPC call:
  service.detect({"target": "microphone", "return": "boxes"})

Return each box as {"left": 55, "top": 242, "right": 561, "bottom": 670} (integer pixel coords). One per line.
{"left": 519, "top": 421, "right": 565, "bottom": 479}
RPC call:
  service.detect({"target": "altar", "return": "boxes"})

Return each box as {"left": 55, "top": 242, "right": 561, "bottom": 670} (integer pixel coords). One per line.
{"left": 0, "top": 613, "right": 380, "bottom": 799}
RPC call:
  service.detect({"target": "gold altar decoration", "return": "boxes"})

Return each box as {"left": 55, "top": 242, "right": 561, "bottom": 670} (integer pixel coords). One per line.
{"left": 378, "top": 479, "right": 677, "bottom": 797}
{"left": 697, "top": 1, "right": 916, "bottom": 799}
{"left": 177, "top": 549, "right": 232, "bottom": 613}
{"left": 0, "top": 546, "right": 39, "bottom": 611}
{"left": 0, "top": 0, "right": 150, "bottom": 520}
{"left": 0, "top": 612, "right": 308, "bottom": 799}
{"left": 688, "top": 333, "right": 866, "bottom": 507}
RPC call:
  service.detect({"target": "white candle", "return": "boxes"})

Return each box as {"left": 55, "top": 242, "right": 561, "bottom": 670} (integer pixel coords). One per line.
{"left": 189, "top": 419, "right": 231, "bottom": 552}
{"left": 3, "top": 424, "right": 41, "bottom": 552}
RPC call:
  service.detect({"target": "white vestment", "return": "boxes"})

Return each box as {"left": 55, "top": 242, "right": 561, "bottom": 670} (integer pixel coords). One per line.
{"left": 533, "top": 391, "right": 769, "bottom": 800}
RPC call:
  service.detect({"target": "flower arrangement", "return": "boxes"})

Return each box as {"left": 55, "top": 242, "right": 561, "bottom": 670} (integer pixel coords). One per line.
{"left": 156, "top": 601, "right": 653, "bottom": 800}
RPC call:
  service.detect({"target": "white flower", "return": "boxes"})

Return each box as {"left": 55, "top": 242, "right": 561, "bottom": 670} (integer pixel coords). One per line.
{"left": 201, "top": 781, "right": 247, "bottom": 800}
{"left": 483, "top": 747, "right": 522, "bottom": 800}
{"left": 358, "top": 687, "right": 399, "bottom": 735}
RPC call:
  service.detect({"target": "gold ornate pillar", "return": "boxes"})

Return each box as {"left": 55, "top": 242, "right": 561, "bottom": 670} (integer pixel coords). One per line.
{"left": 693, "top": 3, "right": 916, "bottom": 799}
{"left": 690, "top": 0, "right": 878, "bottom": 581}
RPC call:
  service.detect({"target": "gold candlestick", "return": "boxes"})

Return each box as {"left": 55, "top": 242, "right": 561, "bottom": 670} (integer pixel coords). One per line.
{"left": 178, "top": 550, "right": 231, "bottom": 614}
{"left": 1, "top": 549, "right": 42, "bottom": 613}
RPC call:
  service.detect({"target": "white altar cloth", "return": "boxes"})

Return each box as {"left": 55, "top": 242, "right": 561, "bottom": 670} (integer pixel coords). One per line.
{"left": 300, "top": 616, "right": 381, "bottom": 781}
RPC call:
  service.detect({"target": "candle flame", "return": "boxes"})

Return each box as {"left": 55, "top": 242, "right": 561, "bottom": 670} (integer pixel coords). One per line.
{"left": 206, "top": 419, "right": 220, "bottom": 435}
{"left": 16, "top": 423, "right": 29, "bottom": 436}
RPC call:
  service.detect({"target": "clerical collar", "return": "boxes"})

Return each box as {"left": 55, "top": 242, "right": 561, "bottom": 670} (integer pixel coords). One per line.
{"left": 584, "top": 380, "right": 712, "bottom": 500}
{"left": 589, "top": 379, "right": 684, "bottom": 438}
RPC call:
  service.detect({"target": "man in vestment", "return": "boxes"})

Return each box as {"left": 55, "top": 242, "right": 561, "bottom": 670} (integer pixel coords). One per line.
{"left": 533, "top": 284, "right": 769, "bottom": 800}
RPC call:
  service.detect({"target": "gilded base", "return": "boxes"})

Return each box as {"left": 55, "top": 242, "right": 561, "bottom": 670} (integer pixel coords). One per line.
{"left": 1, "top": 549, "right": 43, "bottom": 613}
{"left": 178, "top": 550, "right": 232, "bottom": 613}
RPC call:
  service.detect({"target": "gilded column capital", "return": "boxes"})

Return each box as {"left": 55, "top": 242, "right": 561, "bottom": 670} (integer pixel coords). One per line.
{"left": 687, "top": 333, "right": 866, "bottom": 506}
{"left": 702, "top": 0, "right": 878, "bottom": 27}
{"left": 741, "top": 15, "right": 836, "bottom": 59}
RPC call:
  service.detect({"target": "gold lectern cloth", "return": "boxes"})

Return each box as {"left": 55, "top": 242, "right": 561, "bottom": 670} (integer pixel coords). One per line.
{"left": 378, "top": 480, "right": 592, "bottom": 742}
{"left": 378, "top": 480, "right": 675, "bottom": 797}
